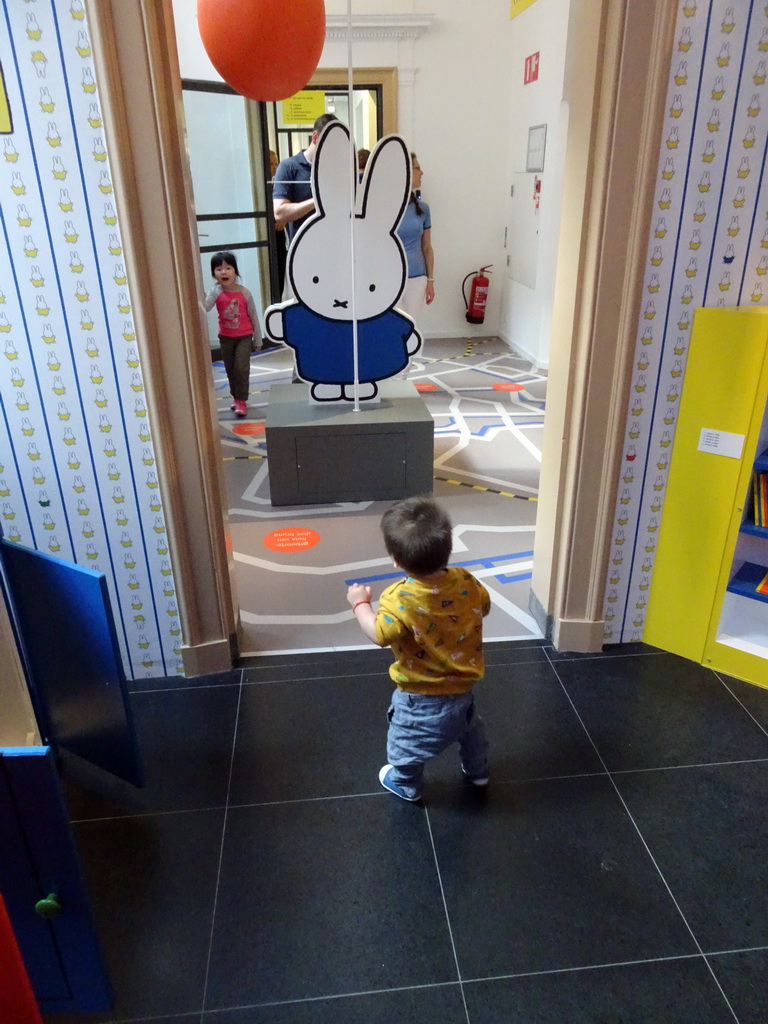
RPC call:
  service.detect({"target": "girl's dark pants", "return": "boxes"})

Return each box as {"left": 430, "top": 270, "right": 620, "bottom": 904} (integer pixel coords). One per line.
{"left": 219, "top": 333, "right": 253, "bottom": 401}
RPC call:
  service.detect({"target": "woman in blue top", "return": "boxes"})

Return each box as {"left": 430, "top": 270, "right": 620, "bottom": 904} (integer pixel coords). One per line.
{"left": 396, "top": 153, "right": 435, "bottom": 327}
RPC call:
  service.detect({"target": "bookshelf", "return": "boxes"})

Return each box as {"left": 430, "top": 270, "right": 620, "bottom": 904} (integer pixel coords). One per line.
{"left": 717, "top": 409, "right": 768, "bottom": 663}
{"left": 645, "top": 306, "right": 768, "bottom": 689}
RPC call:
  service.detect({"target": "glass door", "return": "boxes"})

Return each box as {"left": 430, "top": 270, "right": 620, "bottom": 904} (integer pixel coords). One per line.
{"left": 181, "top": 81, "right": 274, "bottom": 343}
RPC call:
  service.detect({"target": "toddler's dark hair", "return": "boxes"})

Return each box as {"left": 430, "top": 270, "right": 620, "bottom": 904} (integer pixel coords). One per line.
{"left": 211, "top": 251, "right": 239, "bottom": 278}
{"left": 381, "top": 497, "right": 453, "bottom": 577}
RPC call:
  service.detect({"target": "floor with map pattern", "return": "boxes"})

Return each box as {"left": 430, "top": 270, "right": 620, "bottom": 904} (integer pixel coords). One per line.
{"left": 212, "top": 337, "right": 548, "bottom": 656}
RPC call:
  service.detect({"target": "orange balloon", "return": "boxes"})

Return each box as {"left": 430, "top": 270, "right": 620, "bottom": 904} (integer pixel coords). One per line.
{"left": 197, "top": 0, "right": 326, "bottom": 102}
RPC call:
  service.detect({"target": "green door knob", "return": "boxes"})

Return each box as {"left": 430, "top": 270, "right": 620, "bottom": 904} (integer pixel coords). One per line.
{"left": 34, "top": 893, "right": 62, "bottom": 919}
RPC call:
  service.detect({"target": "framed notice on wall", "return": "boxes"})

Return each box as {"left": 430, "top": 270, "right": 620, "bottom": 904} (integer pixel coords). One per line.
{"left": 281, "top": 90, "right": 326, "bottom": 125}
{"left": 526, "top": 123, "right": 547, "bottom": 172}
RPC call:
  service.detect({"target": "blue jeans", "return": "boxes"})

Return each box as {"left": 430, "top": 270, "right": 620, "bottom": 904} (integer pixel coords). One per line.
{"left": 386, "top": 688, "right": 489, "bottom": 799}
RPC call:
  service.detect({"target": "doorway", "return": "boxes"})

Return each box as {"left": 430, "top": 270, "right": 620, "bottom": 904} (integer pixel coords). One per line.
{"left": 269, "top": 82, "right": 383, "bottom": 164}
{"left": 180, "top": 73, "right": 548, "bottom": 657}
{"left": 108, "top": 0, "right": 659, "bottom": 663}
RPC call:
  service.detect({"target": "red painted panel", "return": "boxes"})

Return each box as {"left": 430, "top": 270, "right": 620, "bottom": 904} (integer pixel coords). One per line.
{"left": 0, "top": 893, "right": 42, "bottom": 1024}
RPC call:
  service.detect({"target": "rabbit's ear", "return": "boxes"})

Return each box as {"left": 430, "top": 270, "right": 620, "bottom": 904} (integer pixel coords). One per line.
{"left": 358, "top": 135, "right": 410, "bottom": 232}
{"left": 312, "top": 121, "right": 355, "bottom": 221}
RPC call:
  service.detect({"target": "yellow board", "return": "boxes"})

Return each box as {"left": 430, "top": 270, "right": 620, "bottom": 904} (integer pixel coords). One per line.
{"left": 645, "top": 307, "right": 768, "bottom": 665}
{"left": 703, "top": 326, "right": 768, "bottom": 690}
{"left": 511, "top": 0, "right": 539, "bottom": 19}
{"left": 0, "top": 65, "right": 13, "bottom": 134}
{"left": 281, "top": 90, "right": 326, "bottom": 126}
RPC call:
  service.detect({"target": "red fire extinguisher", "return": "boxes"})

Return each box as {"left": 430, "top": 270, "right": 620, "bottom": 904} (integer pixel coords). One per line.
{"left": 462, "top": 265, "right": 493, "bottom": 324}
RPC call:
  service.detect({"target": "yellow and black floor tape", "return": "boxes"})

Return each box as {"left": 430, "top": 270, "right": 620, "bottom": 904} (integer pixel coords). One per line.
{"left": 221, "top": 457, "right": 536, "bottom": 501}
{"left": 434, "top": 475, "right": 537, "bottom": 501}
{"left": 419, "top": 348, "right": 505, "bottom": 365}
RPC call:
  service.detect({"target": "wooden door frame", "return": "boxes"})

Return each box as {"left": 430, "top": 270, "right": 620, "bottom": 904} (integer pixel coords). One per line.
{"left": 531, "top": 0, "right": 677, "bottom": 650}
{"left": 85, "top": 0, "right": 237, "bottom": 675}
{"left": 308, "top": 68, "right": 398, "bottom": 136}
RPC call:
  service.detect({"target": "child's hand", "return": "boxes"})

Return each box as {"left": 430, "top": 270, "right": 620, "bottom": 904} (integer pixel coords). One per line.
{"left": 347, "top": 583, "right": 372, "bottom": 608}
{"left": 347, "top": 583, "right": 380, "bottom": 644}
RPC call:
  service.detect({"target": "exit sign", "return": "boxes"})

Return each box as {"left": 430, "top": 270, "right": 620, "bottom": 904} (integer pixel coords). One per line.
{"left": 524, "top": 51, "right": 540, "bottom": 84}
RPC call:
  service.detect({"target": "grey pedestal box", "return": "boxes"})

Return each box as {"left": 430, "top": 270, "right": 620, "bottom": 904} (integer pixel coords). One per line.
{"left": 266, "top": 381, "right": 434, "bottom": 506}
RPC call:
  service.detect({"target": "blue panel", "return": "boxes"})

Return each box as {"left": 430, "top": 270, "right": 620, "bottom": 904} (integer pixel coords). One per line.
{"left": 0, "top": 748, "right": 112, "bottom": 1013}
{"left": 0, "top": 539, "right": 144, "bottom": 787}
{"left": 0, "top": 748, "right": 69, "bottom": 1002}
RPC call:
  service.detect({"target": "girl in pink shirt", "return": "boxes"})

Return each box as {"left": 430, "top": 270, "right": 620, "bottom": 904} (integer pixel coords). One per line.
{"left": 203, "top": 251, "right": 261, "bottom": 418}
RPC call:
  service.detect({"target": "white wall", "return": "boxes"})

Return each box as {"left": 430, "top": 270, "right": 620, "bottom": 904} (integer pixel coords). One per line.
{"left": 171, "top": 0, "right": 218, "bottom": 79}
{"left": 321, "top": 1, "right": 516, "bottom": 340}
{"left": 170, "top": 0, "right": 570, "bottom": 356}
{"left": 498, "top": 0, "right": 569, "bottom": 369}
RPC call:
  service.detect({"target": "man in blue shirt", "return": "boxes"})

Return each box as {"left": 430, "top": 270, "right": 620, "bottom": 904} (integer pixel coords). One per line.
{"left": 272, "top": 112, "right": 338, "bottom": 244}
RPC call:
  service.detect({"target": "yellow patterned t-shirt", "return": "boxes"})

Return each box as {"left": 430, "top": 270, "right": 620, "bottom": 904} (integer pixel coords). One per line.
{"left": 375, "top": 567, "right": 491, "bottom": 694}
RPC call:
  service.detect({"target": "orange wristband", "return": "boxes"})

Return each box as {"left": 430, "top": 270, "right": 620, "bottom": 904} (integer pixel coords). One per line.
{"left": 353, "top": 600, "right": 371, "bottom": 610}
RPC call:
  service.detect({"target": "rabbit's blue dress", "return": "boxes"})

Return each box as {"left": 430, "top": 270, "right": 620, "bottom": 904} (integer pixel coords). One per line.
{"left": 282, "top": 304, "right": 416, "bottom": 384}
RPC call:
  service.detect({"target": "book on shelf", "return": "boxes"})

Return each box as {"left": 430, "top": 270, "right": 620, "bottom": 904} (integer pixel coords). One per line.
{"left": 753, "top": 470, "right": 768, "bottom": 528}
{"left": 728, "top": 561, "right": 768, "bottom": 602}
{"left": 753, "top": 472, "right": 760, "bottom": 527}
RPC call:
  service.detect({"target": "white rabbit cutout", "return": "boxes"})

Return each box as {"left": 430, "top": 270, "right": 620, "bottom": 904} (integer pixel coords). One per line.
{"left": 265, "top": 121, "right": 422, "bottom": 402}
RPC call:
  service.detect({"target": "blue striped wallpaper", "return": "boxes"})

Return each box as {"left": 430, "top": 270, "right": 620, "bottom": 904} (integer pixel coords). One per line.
{"left": 606, "top": 0, "right": 768, "bottom": 642}
{"left": 0, "top": 1, "right": 182, "bottom": 678}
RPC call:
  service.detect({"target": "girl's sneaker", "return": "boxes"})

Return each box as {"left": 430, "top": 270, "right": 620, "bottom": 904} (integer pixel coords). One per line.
{"left": 230, "top": 400, "right": 236, "bottom": 411}
{"left": 234, "top": 400, "right": 247, "bottom": 418}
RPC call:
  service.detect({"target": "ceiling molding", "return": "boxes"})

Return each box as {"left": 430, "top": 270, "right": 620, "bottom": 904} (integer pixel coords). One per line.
{"left": 325, "top": 14, "right": 434, "bottom": 41}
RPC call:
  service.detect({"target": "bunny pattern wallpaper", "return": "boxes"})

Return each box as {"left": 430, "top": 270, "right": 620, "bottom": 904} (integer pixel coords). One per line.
{"left": 265, "top": 122, "right": 422, "bottom": 402}
{"left": 0, "top": 1, "right": 182, "bottom": 679}
{"left": 606, "top": 0, "right": 768, "bottom": 644}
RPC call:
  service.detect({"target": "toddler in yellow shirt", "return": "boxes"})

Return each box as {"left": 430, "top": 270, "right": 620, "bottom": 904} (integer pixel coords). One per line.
{"left": 347, "top": 497, "right": 491, "bottom": 802}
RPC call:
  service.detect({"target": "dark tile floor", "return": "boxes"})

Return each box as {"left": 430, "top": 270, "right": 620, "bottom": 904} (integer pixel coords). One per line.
{"left": 48, "top": 642, "right": 768, "bottom": 1024}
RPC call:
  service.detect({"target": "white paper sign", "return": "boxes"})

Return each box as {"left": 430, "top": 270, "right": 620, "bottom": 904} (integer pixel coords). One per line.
{"left": 697, "top": 428, "right": 746, "bottom": 460}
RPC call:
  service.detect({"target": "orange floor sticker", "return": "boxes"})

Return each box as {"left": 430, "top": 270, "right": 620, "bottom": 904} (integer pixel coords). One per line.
{"left": 415, "top": 382, "right": 438, "bottom": 392}
{"left": 232, "top": 422, "right": 266, "bottom": 435}
{"left": 263, "top": 527, "right": 320, "bottom": 552}
{"left": 493, "top": 382, "right": 525, "bottom": 391}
